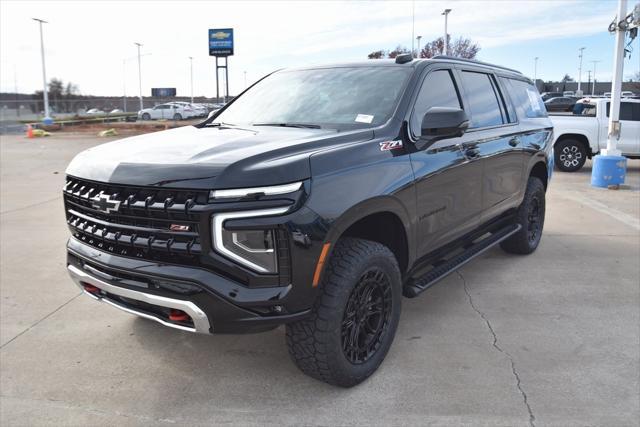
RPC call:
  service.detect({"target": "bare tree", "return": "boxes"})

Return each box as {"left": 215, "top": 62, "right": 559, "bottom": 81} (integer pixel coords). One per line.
{"left": 388, "top": 45, "right": 410, "bottom": 59}
{"left": 367, "top": 50, "right": 387, "bottom": 59}
{"left": 64, "top": 82, "right": 79, "bottom": 97}
{"left": 449, "top": 37, "right": 480, "bottom": 59}
{"left": 367, "top": 36, "right": 479, "bottom": 60}
{"left": 419, "top": 36, "right": 480, "bottom": 59}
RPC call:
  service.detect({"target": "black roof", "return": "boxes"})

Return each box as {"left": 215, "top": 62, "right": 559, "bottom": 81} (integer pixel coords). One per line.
{"left": 285, "top": 57, "right": 526, "bottom": 79}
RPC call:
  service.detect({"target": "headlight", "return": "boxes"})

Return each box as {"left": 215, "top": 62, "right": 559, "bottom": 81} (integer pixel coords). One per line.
{"left": 212, "top": 206, "right": 290, "bottom": 273}
{"left": 221, "top": 229, "right": 277, "bottom": 273}
{"left": 210, "top": 181, "right": 302, "bottom": 200}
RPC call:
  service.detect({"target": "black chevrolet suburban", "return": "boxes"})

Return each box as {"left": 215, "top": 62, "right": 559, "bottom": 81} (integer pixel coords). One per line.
{"left": 64, "top": 55, "right": 553, "bottom": 387}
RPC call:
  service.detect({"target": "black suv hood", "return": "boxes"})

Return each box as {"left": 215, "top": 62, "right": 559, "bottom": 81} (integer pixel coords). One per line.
{"left": 66, "top": 125, "right": 373, "bottom": 189}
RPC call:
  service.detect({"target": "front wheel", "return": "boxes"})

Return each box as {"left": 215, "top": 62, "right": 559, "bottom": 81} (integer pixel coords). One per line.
{"left": 141, "top": 113, "right": 151, "bottom": 121}
{"left": 555, "top": 139, "right": 587, "bottom": 172}
{"left": 500, "top": 176, "right": 546, "bottom": 255}
{"left": 173, "top": 113, "right": 182, "bottom": 121}
{"left": 286, "top": 237, "right": 402, "bottom": 387}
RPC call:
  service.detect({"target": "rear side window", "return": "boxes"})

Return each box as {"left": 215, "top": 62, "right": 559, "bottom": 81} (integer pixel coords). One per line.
{"left": 605, "top": 102, "right": 640, "bottom": 121}
{"left": 411, "top": 69, "right": 462, "bottom": 135}
{"left": 498, "top": 82, "right": 517, "bottom": 124}
{"left": 460, "top": 71, "right": 504, "bottom": 128}
{"left": 573, "top": 102, "right": 597, "bottom": 116}
{"left": 502, "top": 78, "right": 547, "bottom": 119}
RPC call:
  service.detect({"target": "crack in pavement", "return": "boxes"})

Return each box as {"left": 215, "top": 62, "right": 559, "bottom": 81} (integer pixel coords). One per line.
{"left": 0, "top": 292, "right": 82, "bottom": 350}
{"left": 0, "top": 196, "right": 62, "bottom": 215}
{"left": 0, "top": 394, "right": 177, "bottom": 424}
{"left": 457, "top": 270, "right": 536, "bottom": 427}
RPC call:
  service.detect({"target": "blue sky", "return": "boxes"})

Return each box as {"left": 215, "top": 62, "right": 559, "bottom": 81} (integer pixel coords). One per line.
{"left": 1, "top": 0, "right": 638, "bottom": 97}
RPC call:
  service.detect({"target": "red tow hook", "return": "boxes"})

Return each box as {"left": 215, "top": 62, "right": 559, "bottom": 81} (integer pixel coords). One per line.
{"left": 82, "top": 283, "right": 100, "bottom": 294}
{"left": 169, "top": 309, "right": 190, "bottom": 322}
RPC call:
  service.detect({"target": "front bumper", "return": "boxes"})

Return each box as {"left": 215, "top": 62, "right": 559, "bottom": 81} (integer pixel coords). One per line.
{"left": 68, "top": 263, "right": 211, "bottom": 333}
{"left": 67, "top": 238, "right": 311, "bottom": 334}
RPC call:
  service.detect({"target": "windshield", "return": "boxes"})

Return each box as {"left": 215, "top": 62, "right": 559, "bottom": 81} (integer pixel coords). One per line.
{"left": 214, "top": 66, "right": 411, "bottom": 129}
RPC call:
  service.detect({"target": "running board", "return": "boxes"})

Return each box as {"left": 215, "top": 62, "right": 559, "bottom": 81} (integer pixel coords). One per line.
{"left": 404, "top": 223, "right": 521, "bottom": 298}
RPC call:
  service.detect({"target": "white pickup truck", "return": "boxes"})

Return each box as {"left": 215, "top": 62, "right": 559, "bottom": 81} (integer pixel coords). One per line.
{"left": 551, "top": 98, "right": 640, "bottom": 172}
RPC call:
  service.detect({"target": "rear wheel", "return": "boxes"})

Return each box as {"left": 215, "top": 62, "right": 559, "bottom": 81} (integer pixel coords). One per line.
{"left": 173, "top": 113, "right": 182, "bottom": 121}
{"left": 555, "top": 139, "right": 587, "bottom": 172}
{"left": 501, "top": 176, "right": 546, "bottom": 255}
{"left": 286, "top": 237, "right": 402, "bottom": 387}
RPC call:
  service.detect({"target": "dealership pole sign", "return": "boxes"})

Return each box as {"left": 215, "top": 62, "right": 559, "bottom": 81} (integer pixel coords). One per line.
{"left": 209, "top": 29, "right": 234, "bottom": 56}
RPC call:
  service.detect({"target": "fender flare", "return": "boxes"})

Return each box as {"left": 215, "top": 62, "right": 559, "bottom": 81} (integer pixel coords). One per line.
{"left": 323, "top": 194, "right": 415, "bottom": 267}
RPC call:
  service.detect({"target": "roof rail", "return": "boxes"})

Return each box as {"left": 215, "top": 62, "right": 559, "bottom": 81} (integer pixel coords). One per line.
{"left": 431, "top": 55, "right": 522, "bottom": 74}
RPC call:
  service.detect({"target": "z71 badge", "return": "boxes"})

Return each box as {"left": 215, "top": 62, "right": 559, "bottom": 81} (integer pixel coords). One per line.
{"left": 379, "top": 140, "right": 403, "bottom": 151}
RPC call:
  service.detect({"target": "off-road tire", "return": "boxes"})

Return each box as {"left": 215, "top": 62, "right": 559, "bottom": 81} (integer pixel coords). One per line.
{"left": 554, "top": 138, "right": 587, "bottom": 172}
{"left": 286, "top": 237, "right": 402, "bottom": 387}
{"left": 500, "top": 176, "right": 546, "bottom": 255}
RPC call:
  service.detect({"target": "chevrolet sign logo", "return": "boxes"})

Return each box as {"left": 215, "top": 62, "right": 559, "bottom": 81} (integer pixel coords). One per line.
{"left": 91, "top": 194, "right": 121, "bottom": 214}
{"left": 211, "top": 31, "right": 230, "bottom": 39}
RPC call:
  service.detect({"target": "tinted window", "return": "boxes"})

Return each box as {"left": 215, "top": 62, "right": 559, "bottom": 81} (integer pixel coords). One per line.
{"left": 460, "top": 71, "right": 504, "bottom": 128}
{"left": 411, "top": 69, "right": 461, "bottom": 135}
{"left": 497, "top": 80, "right": 517, "bottom": 123}
{"left": 502, "top": 78, "right": 547, "bottom": 119}
{"left": 605, "top": 102, "right": 640, "bottom": 121}
{"left": 215, "top": 67, "right": 411, "bottom": 130}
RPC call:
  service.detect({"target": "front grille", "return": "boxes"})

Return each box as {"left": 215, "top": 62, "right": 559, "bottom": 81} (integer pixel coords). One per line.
{"left": 64, "top": 176, "right": 208, "bottom": 265}
{"left": 64, "top": 176, "right": 294, "bottom": 286}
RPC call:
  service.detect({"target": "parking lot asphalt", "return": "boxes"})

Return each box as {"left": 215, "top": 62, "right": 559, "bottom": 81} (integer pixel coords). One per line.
{"left": 1, "top": 133, "right": 638, "bottom": 426}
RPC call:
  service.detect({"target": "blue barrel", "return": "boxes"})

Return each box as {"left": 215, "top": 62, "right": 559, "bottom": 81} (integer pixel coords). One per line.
{"left": 591, "top": 155, "right": 627, "bottom": 188}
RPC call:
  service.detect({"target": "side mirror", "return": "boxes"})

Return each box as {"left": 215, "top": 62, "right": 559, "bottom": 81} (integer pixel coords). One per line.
{"left": 420, "top": 107, "right": 469, "bottom": 144}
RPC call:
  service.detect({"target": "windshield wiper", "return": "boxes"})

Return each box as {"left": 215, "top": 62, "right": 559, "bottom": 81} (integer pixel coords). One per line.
{"left": 253, "top": 122, "right": 322, "bottom": 129}
{"left": 204, "top": 122, "right": 235, "bottom": 127}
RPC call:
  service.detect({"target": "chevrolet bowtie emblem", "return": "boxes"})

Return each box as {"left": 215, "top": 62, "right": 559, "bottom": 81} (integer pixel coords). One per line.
{"left": 91, "top": 194, "right": 121, "bottom": 214}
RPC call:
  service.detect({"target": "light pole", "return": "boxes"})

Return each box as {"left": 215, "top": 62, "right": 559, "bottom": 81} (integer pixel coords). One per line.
{"left": 122, "top": 59, "right": 127, "bottom": 112}
{"left": 591, "top": 0, "right": 630, "bottom": 189}
{"left": 123, "top": 53, "right": 151, "bottom": 112}
{"left": 577, "top": 47, "right": 585, "bottom": 94}
{"left": 411, "top": 0, "right": 415, "bottom": 54}
{"left": 603, "top": 0, "right": 626, "bottom": 157}
{"left": 189, "top": 56, "right": 194, "bottom": 104}
{"left": 534, "top": 56, "right": 539, "bottom": 84}
{"left": 591, "top": 60, "right": 601, "bottom": 95}
{"left": 416, "top": 35, "right": 422, "bottom": 58}
{"left": 32, "top": 18, "right": 50, "bottom": 119}
{"left": 442, "top": 9, "right": 452, "bottom": 55}
{"left": 135, "top": 42, "right": 143, "bottom": 111}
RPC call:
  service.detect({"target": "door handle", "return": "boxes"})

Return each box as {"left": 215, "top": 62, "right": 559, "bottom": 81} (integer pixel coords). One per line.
{"left": 509, "top": 137, "right": 520, "bottom": 147}
{"left": 464, "top": 147, "right": 480, "bottom": 159}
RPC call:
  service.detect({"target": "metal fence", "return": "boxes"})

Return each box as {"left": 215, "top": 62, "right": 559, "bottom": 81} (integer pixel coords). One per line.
{"left": 0, "top": 96, "right": 227, "bottom": 122}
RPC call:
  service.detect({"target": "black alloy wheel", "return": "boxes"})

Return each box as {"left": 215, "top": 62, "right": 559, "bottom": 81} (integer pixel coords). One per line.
{"left": 341, "top": 268, "right": 393, "bottom": 364}
{"left": 527, "top": 195, "right": 542, "bottom": 244}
